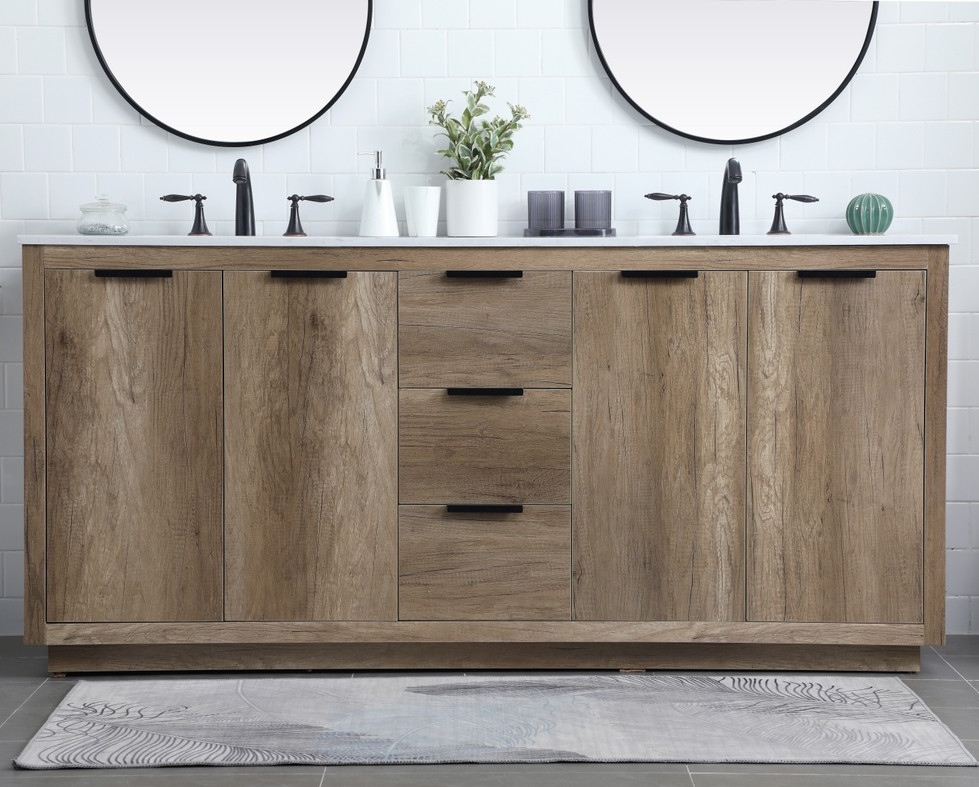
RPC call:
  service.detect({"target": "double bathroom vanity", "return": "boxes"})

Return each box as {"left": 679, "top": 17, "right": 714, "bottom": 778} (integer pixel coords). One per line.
{"left": 21, "top": 234, "right": 949, "bottom": 673}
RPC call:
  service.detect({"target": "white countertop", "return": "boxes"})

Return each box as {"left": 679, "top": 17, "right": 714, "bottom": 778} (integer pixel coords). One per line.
{"left": 18, "top": 234, "right": 956, "bottom": 247}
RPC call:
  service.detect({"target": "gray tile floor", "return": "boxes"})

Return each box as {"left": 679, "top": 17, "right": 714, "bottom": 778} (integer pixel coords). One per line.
{"left": 0, "top": 637, "right": 976, "bottom": 786}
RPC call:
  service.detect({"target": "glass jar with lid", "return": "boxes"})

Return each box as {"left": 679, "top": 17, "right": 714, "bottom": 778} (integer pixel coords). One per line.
{"left": 77, "top": 195, "right": 130, "bottom": 235}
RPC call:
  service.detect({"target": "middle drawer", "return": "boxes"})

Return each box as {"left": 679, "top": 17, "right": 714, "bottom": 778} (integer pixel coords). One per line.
{"left": 399, "top": 389, "right": 571, "bottom": 504}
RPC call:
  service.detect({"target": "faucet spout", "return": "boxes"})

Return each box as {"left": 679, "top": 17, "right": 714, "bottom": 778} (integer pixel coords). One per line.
{"left": 719, "top": 157, "right": 742, "bottom": 236}
{"left": 233, "top": 158, "right": 255, "bottom": 236}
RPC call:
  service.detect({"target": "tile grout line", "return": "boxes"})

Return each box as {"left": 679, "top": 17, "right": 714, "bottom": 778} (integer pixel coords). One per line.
{"left": 931, "top": 645, "right": 979, "bottom": 696}
{"left": 0, "top": 676, "right": 48, "bottom": 731}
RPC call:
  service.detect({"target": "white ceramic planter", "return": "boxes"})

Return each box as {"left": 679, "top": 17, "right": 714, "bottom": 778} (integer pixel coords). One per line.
{"left": 445, "top": 179, "right": 498, "bottom": 237}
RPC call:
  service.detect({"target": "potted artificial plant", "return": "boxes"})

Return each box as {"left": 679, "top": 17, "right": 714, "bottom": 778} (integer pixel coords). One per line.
{"left": 428, "top": 81, "right": 529, "bottom": 237}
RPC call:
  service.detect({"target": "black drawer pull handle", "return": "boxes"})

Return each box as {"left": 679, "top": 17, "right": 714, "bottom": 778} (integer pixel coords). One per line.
{"left": 797, "top": 270, "right": 876, "bottom": 279}
{"left": 445, "top": 270, "right": 523, "bottom": 278}
{"left": 270, "top": 270, "right": 347, "bottom": 279}
{"left": 621, "top": 270, "right": 699, "bottom": 279}
{"left": 94, "top": 269, "right": 173, "bottom": 278}
{"left": 446, "top": 387, "right": 524, "bottom": 396}
{"left": 447, "top": 504, "right": 524, "bottom": 514}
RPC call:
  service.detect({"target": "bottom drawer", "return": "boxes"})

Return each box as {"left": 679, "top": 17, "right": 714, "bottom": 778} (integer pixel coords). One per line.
{"left": 399, "top": 506, "right": 571, "bottom": 620}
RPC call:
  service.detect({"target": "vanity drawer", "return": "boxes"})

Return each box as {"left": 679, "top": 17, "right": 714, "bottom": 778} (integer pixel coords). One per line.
{"left": 399, "top": 270, "right": 572, "bottom": 388}
{"left": 399, "top": 505, "right": 571, "bottom": 620}
{"left": 399, "top": 389, "right": 571, "bottom": 504}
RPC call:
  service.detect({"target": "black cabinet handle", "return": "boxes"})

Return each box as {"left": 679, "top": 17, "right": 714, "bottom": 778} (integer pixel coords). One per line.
{"left": 445, "top": 270, "right": 523, "bottom": 278}
{"left": 446, "top": 504, "right": 524, "bottom": 513}
{"left": 797, "top": 270, "right": 876, "bottom": 279}
{"left": 621, "top": 270, "right": 699, "bottom": 279}
{"left": 446, "top": 387, "right": 524, "bottom": 396}
{"left": 270, "top": 270, "right": 347, "bottom": 279}
{"left": 94, "top": 269, "right": 173, "bottom": 278}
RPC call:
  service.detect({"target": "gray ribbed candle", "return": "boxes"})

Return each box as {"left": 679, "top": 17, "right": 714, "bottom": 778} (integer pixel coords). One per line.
{"left": 528, "top": 191, "right": 565, "bottom": 230}
{"left": 575, "top": 190, "right": 612, "bottom": 230}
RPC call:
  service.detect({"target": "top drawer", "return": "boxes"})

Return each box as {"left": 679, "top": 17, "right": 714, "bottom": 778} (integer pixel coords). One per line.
{"left": 399, "top": 270, "right": 572, "bottom": 388}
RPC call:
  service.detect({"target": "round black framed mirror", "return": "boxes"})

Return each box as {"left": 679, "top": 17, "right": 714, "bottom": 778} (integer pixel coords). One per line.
{"left": 590, "top": 0, "right": 878, "bottom": 145}
{"left": 85, "top": 0, "right": 372, "bottom": 147}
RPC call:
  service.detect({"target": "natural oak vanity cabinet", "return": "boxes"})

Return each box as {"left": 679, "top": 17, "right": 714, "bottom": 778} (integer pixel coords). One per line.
{"left": 44, "top": 269, "right": 223, "bottom": 623}
{"left": 573, "top": 271, "right": 746, "bottom": 622}
{"left": 224, "top": 271, "right": 398, "bottom": 622}
{"left": 22, "top": 241, "right": 948, "bottom": 673}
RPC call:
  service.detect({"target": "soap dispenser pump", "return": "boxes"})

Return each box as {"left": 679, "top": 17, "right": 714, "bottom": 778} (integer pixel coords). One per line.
{"left": 358, "top": 150, "right": 399, "bottom": 237}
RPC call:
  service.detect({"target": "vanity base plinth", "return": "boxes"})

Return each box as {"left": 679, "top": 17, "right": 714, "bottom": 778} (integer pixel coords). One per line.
{"left": 47, "top": 644, "right": 921, "bottom": 674}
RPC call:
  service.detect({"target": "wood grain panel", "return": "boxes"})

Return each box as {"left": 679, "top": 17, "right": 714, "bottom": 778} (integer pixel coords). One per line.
{"left": 48, "top": 643, "right": 920, "bottom": 673}
{"left": 44, "top": 620, "right": 924, "bottom": 646}
{"left": 45, "top": 270, "right": 223, "bottom": 622}
{"left": 573, "top": 271, "right": 747, "bottom": 621}
{"left": 41, "top": 243, "right": 943, "bottom": 272}
{"left": 224, "top": 272, "right": 398, "bottom": 621}
{"left": 747, "top": 271, "right": 926, "bottom": 623}
{"left": 924, "top": 247, "right": 948, "bottom": 644}
{"left": 399, "top": 390, "right": 571, "bottom": 504}
{"left": 399, "top": 271, "right": 571, "bottom": 387}
{"left": 22, "top": 247, "right": 46, "bottom": 643}
{"left": 399, "top": 505, "right": 571, "bottom": 620}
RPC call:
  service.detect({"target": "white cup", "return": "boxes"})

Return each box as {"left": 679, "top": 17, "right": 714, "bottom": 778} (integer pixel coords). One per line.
{"left": 404, "top": 186, "right": 441, "bottom": 237}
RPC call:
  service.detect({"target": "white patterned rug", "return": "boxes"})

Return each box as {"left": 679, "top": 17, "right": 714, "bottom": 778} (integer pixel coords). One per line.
{"left": 14, "top": 673, "right": 977, "bottom": 769}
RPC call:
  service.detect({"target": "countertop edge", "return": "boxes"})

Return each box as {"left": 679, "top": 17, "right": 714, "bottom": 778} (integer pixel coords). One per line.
{"left": 17, "top": 234, "right": 958, "bottom": 248}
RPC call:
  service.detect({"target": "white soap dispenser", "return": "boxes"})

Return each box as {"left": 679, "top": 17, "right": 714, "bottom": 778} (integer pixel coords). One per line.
{"left": 358, "top": 150, "right": 399, "bottom": 237}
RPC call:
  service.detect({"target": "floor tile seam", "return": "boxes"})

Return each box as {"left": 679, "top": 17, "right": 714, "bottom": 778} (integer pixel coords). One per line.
{"left": 6, "top": 775, "right": 132, "bottom": 781}
{"left": 903, "top": 678, "right": 977, "bottom": 682}
{"left": 902, "top": 677, "right": 971, "bottom": 682}
{"left": 686, "top": 766, "right": 979, "bottom": 774}
{"left": 0, "top": 678, "right": 47, "bottom": 731}
{"left": 686, "top": 771, "right": 976, "bottom": 777}
{"left": 933, "top": 648, "right": 979, "bottom": 695}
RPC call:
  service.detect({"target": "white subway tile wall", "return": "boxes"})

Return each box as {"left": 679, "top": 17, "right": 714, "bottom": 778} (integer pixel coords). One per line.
{"left": 0, "top": 1, "right": 977, "bottom": 634}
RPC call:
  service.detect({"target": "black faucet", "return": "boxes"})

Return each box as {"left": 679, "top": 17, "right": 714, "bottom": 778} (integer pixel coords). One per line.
{"left": 719, "top": 157, "right": 742, "bottom": 235}
{"left": 233, "top": 158, "right": 255, "bottom": 236}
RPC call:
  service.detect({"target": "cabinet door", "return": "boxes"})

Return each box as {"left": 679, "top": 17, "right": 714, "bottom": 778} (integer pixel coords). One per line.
{"left": 45, "top": 270, "right": 223, "bottom": 622}
{"left": 747, "top": 271, "right": 925, "bottom": 623}
{"left": 573, "top": 271, "right": 746, "bottom": 621}
{"left": 224, "top": 272, "right": 398, "bottom": 621}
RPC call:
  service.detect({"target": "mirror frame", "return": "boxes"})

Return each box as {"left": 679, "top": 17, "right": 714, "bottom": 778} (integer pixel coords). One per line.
{"left": 84, "top": 0, "right": 373, "bottom": 147}
{"left": 589, "top": 0, "right": 879, "bottom": 145}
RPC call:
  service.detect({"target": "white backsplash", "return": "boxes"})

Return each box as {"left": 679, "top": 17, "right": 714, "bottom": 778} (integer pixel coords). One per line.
{"left": 0, "top": 0, "right": 978, "bottom": 634}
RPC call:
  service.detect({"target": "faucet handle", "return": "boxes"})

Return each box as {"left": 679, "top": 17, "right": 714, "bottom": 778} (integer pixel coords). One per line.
{"left": 645, "top": 193, "right": 695, "bottom": 236}
{"left": 284, "top": 194, "right": 335, "bottom": 237}
{"left": 768, "top": 193, "right": 818, "bottom": 235}
{"left": 160, "top": 194, "right": 210, "bottom": 236}
{"left": 774, "top": 193, "right": 819, "bottom": 204}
